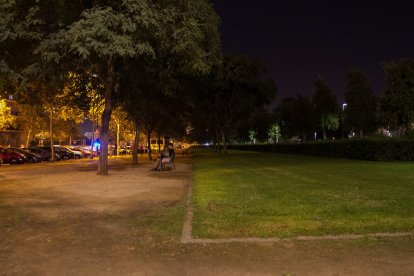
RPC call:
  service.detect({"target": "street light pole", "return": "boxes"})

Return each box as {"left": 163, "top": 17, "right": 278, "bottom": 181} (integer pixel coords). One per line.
{"left": 342, "top": 103, "right": 347, "bottom": 139}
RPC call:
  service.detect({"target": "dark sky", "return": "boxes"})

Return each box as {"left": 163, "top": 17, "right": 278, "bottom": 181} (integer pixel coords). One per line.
{"left": 210, "top": 1, "right": 414, "bottom": 106}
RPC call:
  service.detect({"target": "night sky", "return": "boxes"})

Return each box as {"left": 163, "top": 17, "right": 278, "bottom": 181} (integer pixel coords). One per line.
{"left": 210, "top": 1, "right": 414, "bottom": 106}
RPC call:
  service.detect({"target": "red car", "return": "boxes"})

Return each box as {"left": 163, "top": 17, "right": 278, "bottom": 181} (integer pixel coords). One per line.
{"left": 0, "top": 147, "right": 27, "bottom": 164}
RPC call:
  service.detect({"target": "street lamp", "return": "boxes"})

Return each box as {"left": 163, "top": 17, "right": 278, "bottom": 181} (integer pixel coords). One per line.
{"left": 342, "top": 103, "right": 347, "bottom": 139}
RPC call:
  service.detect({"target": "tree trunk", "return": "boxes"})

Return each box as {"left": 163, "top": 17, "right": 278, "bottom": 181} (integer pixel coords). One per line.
{"left": 49, "top": 109, "right": 55, "bottom": 162}
{"left": 98, "top": 83, "right": 113, "bottom": 175}
{"left": 26, "top": 129, "right": 32, "bottom": 147}
{"left": 214, "top": 129, "right": 221, "bottom": 154}
{"left": 146, "top": 127, "right": 152, "bottom": 160}
{"left": 221, "top": 128, "right": 227, "bottom": 154}
{"left": 213, "top": 138, "right": 218, "bottom": 152}
{"left": 132, "top": 122, "right": 140, "bottom": 165}
{"left": 116, "top": 123, "right": 120, "bottom": 156}
{"left": 215, "top": 130, "right": 221, "bottom": 153}
{"left": 157, "top": 132, "right": 161, "bottom": 153}
{"left": 26, "top": 108, "right": 34, "bottom": 147}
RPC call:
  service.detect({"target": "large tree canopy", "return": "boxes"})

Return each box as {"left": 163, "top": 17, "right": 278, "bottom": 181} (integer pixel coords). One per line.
{"left": 190, "top": 54, "right": 276, "bottom": 153}
{"left": 1, "top": 0, "right": 221, "bottom": 174}
{"left": 345, "top": 69, "right": 378, "bottom": 137}
{"left": 312, "top": 78, "right": 339, "bottom": 139}
{"left": 275, "top": 95, "right": 312, "bottom": 142}
{"left": 381, "top": 59, "right": 414, "bottom": 136}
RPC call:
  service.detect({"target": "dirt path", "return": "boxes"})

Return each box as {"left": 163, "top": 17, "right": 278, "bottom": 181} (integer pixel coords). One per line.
{"left": 1, "top": 156, "right": 413, "bottom": 275}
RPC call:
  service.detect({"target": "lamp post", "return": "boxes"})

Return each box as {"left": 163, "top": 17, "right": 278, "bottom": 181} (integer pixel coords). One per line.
{"left": 49, "top": 108, "right": 55, "bottom": 162}
{"left": 342, "top": 103, "right": 347, "bottom": 139}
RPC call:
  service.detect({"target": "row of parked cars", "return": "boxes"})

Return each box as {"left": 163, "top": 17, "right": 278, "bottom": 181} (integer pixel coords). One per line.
{"left": 0, "top": 145, "right": 91, "bottom": 165}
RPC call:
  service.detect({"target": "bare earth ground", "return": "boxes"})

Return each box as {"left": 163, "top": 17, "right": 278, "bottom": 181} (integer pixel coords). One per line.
{"left": 0, "top": 156, "right": 413, "bottom": 275}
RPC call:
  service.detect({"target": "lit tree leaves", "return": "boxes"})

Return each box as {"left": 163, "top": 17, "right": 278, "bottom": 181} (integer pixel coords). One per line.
{"left": 0, "top": 99, "right": 16, "bottom": 129}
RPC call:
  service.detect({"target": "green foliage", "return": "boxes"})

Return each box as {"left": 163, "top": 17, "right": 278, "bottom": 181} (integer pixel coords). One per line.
{"left": 34, "top": 2, "right": 156, "bottom": 81}
{"left": 248, "top": 129, "right": 257, "bottom": 143}
{"left": 267, "top": 123, "right": 281, "bottom": 143}
{"left": 321, "top": 113, "right": 340, "bottom": 132}
{"left": 239, "top": 110, "right": 275, "bottom": 143}
{"left": 2, "top": 0, "right": 221, "bottom": 173}
{"left": 230, "top": 139, "right": 414, "bottom": 161}
{"left": 190, "top": 54, "right": 276, "bottom": 146}
{"left": 381, "top": 59, "right": 414, "bottom": 134}
{"left": 0, "top": 99, "right": 16, "bottom": 129}
{"left": 313, "top": 78, "right": 339, "bottom": 138}
{"left": 275, "top": 95, "right": 312, "bottom": 142}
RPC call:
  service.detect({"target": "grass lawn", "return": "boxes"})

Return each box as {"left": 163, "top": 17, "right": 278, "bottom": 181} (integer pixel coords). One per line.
{"left": 192, "top": 149, "right": 414, "bottom": 238}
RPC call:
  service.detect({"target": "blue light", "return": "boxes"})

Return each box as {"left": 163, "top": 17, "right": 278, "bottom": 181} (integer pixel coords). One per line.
{"left": 93, "top": 142, "right": 100, "bottom": 150}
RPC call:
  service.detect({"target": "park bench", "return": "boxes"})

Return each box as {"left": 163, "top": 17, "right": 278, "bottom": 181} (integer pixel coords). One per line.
{"left": 160, "top": 153, "right": 176, "bottom": 171}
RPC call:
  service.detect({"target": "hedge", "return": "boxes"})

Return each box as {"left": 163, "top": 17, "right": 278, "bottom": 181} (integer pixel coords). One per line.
{"left": 228, "top": 139, "right": 414, "bottom": 161}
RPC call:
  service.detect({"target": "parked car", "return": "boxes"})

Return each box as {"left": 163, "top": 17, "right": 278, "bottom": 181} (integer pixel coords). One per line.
{"left": 0, "top": 147, "right": 27, "bottom": 164}
{"left": 67, "top": 146, "right": 89, "bottom": 158}
{"left": 118, "top": 146, "right": 127, "bottom": 155}
{"left": 25, "top": 147, "right": 60, "bottom": 162}
{"left": 61, "top": 146, "right": 82, "bottom": 159}
{"left": 39, "top": 146, "right": 74, "bottom": 160}
{"left": 78, "top": 146, "right": 92, "bottom": 157}
{"left": 55, "top": 146, "right": 76, "bottom": 159}
{"left": 9, "top": 148, "right": 42, "bottom": 163}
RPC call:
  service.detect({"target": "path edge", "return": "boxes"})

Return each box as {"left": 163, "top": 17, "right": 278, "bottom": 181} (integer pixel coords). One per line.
{"left": 180, "top": 168, "right": 194, "bottom": 244}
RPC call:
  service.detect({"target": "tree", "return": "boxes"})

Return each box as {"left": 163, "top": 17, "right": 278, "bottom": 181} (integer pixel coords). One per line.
{"left": 248, "top": 130, "right": 257, "bottom": 144}
{"left": 267, "top": 124, "right": 281, "bottom": 143}
{"left": 380, "top": 59, "right": 414, "bottom": 136}
{"left": 16, "top": 103, "right": 46, "bottom": 146}
{"left": 110, "top": 108, "right": 128, "bottom": 156}
{"left": 2, "top": 0, "right": 220, "bottom": 174}
{"left": 345, "top": 69, "right": 378, "bottom": 137}
{"left": 275, "top": 95, "right": 313, "bottom": 142}
{"left": 312, "top": 78, "right": 339, "bottom": 139}
{"left": 121, "top": 63, "right": 163, "bottom": 162}
{"left": 191, "top": 55, "right": 276, "bottom": 153}
{"left": 36, "top": 3, "right": 157, "bottom": 173}
{"left": 0, "top": 99, "right": 15, "bottom": 130}
{"left": 244, "top": 110, "right": 275, "bottom": 143}
{"left": 321, "top": 113, "right": 340, "bottom": 137}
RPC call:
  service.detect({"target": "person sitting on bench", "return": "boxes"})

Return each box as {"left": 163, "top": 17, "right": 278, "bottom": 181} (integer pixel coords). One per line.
{"left": 152, "top": 143, "right": 175, "bottom": 171}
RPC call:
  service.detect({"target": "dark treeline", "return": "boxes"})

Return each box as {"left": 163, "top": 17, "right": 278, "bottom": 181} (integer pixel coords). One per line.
{"left": 189, "top": 59, "right": 414, "bottom": 148}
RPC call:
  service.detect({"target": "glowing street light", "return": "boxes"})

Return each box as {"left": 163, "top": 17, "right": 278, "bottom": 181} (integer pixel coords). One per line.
{"left": 342, "top": 103, "right": 347, "bottom": 139}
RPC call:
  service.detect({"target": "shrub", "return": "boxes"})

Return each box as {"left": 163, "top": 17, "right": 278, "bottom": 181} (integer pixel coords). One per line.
{"left": 229, "top": 139, "right": 414, "bottom": 161}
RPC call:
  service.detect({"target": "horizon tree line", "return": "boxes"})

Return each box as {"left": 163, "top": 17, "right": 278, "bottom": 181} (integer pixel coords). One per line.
{"left": 248, "top": 59, "right": 414, "bottom": 144}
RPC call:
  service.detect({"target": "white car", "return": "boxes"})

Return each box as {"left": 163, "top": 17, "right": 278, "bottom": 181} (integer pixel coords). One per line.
{"left": 62, "top": 146, "right": 83, "bottom": 159}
